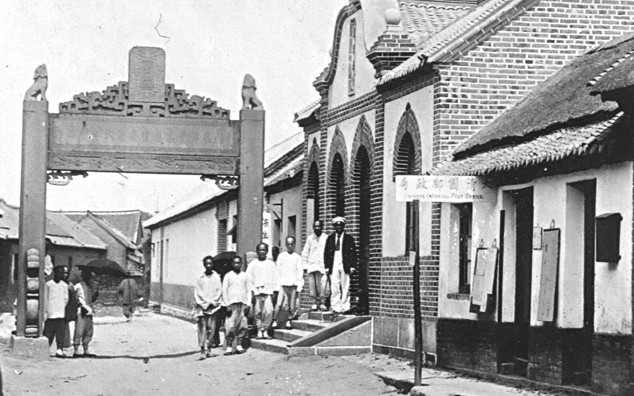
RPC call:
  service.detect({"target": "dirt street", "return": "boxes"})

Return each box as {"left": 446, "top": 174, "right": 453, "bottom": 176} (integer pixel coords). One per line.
{"left": 1, "top": 311, "right": 397, "bottom": 396}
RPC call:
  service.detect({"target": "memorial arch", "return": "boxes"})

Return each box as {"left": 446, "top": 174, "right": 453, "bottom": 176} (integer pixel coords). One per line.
{"left": 16, "top": 47, "right": 265, "bottom": 341}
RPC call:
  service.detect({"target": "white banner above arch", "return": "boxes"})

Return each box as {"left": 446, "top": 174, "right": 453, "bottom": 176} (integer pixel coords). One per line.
{"left": 395, "top": 175, "right": 496, "bottom": 203}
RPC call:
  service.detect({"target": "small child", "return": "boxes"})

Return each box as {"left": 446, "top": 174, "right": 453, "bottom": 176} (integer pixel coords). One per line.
{"left": 273, "top": 236, "right": 304, "bottom": 329}
{"left": 222, "top": 256, "right": 250, "bottom": 355}
{"left": 246, "top": 243, "right": 278, "bottom": 339}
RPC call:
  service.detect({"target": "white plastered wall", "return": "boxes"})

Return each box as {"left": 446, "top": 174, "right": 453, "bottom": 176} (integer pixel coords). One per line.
{"left": 438, "top": 162, "right": 633, "bottom": 335}
{"left": 154, "top": 206, "right": 217, "bottom": 286}
{"left": 382, "top": 85, "right": 434, "bottom": 257}
{"left": 329, "top": 9, "right": 378, "bottom": 108}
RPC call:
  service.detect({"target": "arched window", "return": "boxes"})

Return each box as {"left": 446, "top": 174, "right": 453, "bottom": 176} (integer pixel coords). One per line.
{"left": 332, "top": 153, "right": 346, "bottom": 217}
{"left": 307, "top": 162, "right": 320, "bottom": 222}
{"left": 393, "top": 106, "right": 422, "bottom": 254}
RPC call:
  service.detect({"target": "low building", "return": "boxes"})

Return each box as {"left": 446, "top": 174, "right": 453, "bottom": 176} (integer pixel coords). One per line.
{"left": 63, "top": 210, "right": 150, "bottom": 274}
{"left": 434, "top": 33, "right": 634, "bottom": 395}
{"left": 0, "top": 200, "right": 107, "bottom": 312}
{"left": 144, "top": 138, "right": 304, "bottom": 318}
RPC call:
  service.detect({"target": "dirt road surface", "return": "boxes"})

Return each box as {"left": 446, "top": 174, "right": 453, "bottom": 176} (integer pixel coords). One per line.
{"left": 1, "top": 311, "right": 397, "bottom": 396}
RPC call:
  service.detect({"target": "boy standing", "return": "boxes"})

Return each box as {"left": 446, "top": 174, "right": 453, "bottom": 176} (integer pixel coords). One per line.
{"left": 273, "top": 236, "right": 303, "bottom": 329}
{"left": 301, "top": 220, "right": 329, "bottom": 311}
{"left": 62, "top": 266, "right": 77, "bottom": 357}
{"left": 222, "top": 256, "right": 250, "bottom": 355}
{"left": 246, "top": 243, "right": 277, "bottom": 339}
{"left": 194, "top": 256, "right": 222, "bottom": 359}
{"left": 44, "top": 265, "right": 69, "bottom": 357}
{"left": 74, "top": 267, "right": 99, "bottom": 357}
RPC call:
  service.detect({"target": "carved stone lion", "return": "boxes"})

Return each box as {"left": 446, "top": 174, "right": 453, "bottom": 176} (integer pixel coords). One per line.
{"left": 24, "top": 64, "right": 48, "bottom": 101}
{"left": 241, "top": 74, "right": 263, "bottom": 110}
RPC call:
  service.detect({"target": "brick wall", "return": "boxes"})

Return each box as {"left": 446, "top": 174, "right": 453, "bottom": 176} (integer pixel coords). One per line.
{"left": 592, "top": 334, "right": 632, "bottom": 396}
{"left": 432, "top": 0, "right": 634, "bottom": 164}
{"left": 149, "top": 281, "right": 194, "bottom": 312}
{"left": 437, "top": 318, "right": 498, "bottom": 373}
{"left": 527, "top": 326, "right": 564, "bottom": 384}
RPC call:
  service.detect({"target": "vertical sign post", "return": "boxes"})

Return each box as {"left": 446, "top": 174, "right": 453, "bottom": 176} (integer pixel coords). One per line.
{"left": 410, "top": 200, "right": 422, "bottom": 386}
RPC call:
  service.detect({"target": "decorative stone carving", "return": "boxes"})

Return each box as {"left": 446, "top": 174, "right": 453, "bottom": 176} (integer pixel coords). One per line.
{"left": 59, "top": 82, "right": 230, "bottom": 119}
{"left": 26, "top": 299, "right": 39, "bottom": 325}
{"left": 24, "top": 64, "right": 48, "bottom": 101}
{"left": 47, "top": 170, "right": 88, "bottom": 186}
{"left": 27, "top": 278, "right": 39, "bottom": 293}
{"left": 201, "top": 174, "right": 239, "bottom": 190}
{"left": 241, "top": 74, "right": 263, "bottom": 110}
{"left": 26, "top": 248, "right": 40, "bottom": 269}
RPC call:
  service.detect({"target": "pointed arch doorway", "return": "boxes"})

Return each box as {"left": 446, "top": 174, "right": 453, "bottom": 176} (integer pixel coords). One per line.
{"left": 353, "top": 146, "right": 371, "bottom": 315}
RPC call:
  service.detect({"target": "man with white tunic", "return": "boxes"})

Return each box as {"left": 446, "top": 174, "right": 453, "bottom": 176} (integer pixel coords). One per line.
{"left": 194, "top": 256, "right": 222, "bottom": 359}
{"left": 301, "top": 220, "right": 329, "bottom": 311}
{"left": 324, "top": 217, "right": 358, "bottom": 314}
{"left": 273, "top": 236, "right": 304, "bottom": 329}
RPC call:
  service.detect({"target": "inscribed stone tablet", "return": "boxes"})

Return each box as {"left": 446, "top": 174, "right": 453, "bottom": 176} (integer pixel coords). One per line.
{"left": 129, "top": 47, "right": 166, "bottom": 103}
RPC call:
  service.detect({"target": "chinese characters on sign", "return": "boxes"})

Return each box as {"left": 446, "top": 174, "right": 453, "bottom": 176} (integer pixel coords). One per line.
{"left": 395, "top": 176, "right": 496, "bottom": 203}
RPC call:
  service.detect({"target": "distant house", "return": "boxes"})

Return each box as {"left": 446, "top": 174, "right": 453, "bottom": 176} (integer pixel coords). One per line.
{"left": 62, "top": 210, "right": 151, "bottom": 274}
{"left": 0, "top": 200, "right": 107, "bottom": 312}
{"left": 144, "top": 138, "right": 304, "bottom": 318}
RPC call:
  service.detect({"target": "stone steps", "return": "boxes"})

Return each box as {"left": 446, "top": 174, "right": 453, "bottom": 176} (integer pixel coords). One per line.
{"left": 248, "top": 311, "right": 370, "bottom": 356}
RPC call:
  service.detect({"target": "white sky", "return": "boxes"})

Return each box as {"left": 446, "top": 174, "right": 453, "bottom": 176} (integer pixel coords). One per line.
{"left": 0, "top": 0, "right": 346, "bottom": 213}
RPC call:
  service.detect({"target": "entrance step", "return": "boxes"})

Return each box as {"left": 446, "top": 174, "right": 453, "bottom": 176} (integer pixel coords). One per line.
{"left": 272, "top": 328, "right": 312, "bottom": 343}
{"left": 249, "top": 337, "right": 290, "bottom": 355}
{"left": 248, "top": 314, "right": 372, "bottom": 356}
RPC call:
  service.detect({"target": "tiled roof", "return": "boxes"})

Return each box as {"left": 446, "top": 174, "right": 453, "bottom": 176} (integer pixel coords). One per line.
{"left": 379, "top": 0, "right": 539, "bottom": 85}
{"left": 0, "top": 200, "right": 106, "bottom": 250}
{"left": 62, "top": 210, "right": 149, "bottom": 245}
{"left": 265, "top": 156, "right": 304, "bottom": 188}
{"left": 453, "top": 34, "right": 634, "bottom": 157}
{"left": 293, "top": 100, "right": 321, "bottom": 123}
{"left": 590, "top": 33, "right": 634, "bottom": 96}
{"left": 433, "top": 113, "right": 623, "bottom": 176}
{"left": 145, "top": 138, "right": 304, "bottom": 229}
{"left": 87, "top": 212, "right": 137, "bottom": 249}
{"left": 399, "top": 1, "right": 471, "bottom": 49}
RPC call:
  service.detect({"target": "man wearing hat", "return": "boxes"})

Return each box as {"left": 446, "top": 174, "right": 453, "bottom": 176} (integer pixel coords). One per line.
{"left": 324, "top": 216, "right": 358, "bottom": 314}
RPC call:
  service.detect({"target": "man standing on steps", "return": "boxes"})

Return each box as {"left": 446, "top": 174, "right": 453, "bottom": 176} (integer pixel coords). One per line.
{"left": 273, "top": 236, "right": 303, "bottom": 330}
{"left": 324, "top": 217, "right": 358, "bottom": 314}
{"left": 246, "top": 243, "right": 277, "bottom": 339}
{"left": 301, "top": 220, "right": 329, "bottom": 311}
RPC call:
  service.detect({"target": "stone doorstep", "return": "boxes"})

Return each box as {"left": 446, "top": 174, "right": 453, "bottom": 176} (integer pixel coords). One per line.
{"left": 272, "top": 328, "right": 312, "bottom": 343}
{"left": 249, "top": 337, "right": 289, "bottom": 355}
{"left": 288, "top": 346, "right": 372, "bottom": 357}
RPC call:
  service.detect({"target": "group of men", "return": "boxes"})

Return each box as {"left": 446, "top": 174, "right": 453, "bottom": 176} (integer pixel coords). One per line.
{"left": 193, "top": 215, "right": 358, "bottom": 360}
{"left": 43, "top": 265, "right": 98, "bottom": 358}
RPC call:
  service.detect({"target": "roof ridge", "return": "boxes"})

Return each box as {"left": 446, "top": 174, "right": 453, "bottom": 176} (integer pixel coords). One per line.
{"left": 588, "top": 48, "right": 634, "bottom": 87}
{"left": 379, "top": 0, "right": 536, "bottom": 85}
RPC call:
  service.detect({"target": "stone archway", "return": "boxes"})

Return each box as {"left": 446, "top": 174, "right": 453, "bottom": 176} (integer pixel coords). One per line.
{"left": 16, "top": 47, "right": 265, "bottom": 342}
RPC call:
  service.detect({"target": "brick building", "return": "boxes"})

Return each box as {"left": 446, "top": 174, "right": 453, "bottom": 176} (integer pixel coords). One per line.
{"left": 433, "top": 32, "right": 634, "bottom": 395}
{"left": 295, "top": 0, "right": 634, "bottom": 364}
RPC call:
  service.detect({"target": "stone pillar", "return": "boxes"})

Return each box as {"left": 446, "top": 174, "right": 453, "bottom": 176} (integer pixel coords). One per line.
{"left": 237, "top": 110, "right": 265, "bottom": 268}
{"left": 17, "top": 100, "right": 49, "bottom": 338}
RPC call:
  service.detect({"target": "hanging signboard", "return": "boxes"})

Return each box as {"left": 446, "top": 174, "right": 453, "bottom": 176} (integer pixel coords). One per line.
{"left": 470, "top": 247, "right": 498, "bottom": 313}
{"left": 536, "top": 228, "right": 560, "bottom": 322}
{"left": 395, "top": 175, "right": 496, "bottom": 203}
